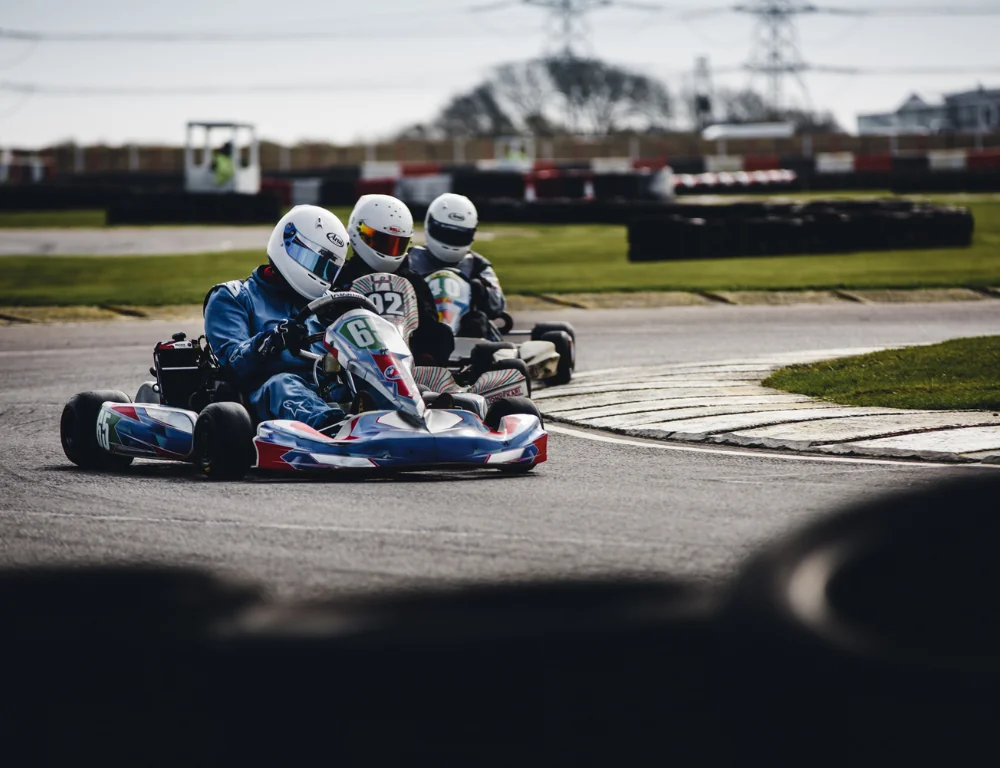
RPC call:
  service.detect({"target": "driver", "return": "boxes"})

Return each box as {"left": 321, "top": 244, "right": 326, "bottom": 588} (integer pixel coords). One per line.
{"left": 334, "top": 194, "right": 453, "bottom": 365}
{"left": 204, "top": 205, "right": 351, "bottom": 430}
{"left": 407, "top": 193, "right": 506, "bottom": 337}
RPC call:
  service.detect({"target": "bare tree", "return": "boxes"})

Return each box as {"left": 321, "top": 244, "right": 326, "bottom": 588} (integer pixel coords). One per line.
{"left": 400, "top": 56, "right": 673, "bottom": 139}
{"left": 714, "top": 86, "right": 840, "bottom": 132}
{"left": 435, "top": 85, "right": 518, "bottom": 138}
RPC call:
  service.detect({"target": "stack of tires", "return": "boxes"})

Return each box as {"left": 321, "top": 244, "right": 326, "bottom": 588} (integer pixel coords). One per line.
{"left": 627, "top": 199, "right": 975, "bottom": 262}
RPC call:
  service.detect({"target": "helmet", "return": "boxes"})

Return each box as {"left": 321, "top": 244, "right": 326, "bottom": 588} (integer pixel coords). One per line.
{"left": 424, "top": 193, "right": 478, "bottom": 264}
{"left": 266, "top": 205, "right": 350, "bottom": 301}
{"left": 347, "top": 195, "right": 414, "bottom": 273}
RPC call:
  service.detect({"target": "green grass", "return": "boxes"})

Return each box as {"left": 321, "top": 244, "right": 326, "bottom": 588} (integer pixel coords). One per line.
{"left": 763, "top": 336, "right": 1000, "bottom": 411}
{"left": 1, "top": 196, "right": 999, "bottom": 305}
{"left": 0, "top": 210, "right": 107, "bottom": 228}
{"left": 477, "top": 203, "right": 1000, "bottom": 294}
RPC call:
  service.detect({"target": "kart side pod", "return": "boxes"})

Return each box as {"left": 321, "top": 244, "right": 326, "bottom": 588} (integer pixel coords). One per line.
{"left": 96, "top": 402, "right": 197, "bottom": 460}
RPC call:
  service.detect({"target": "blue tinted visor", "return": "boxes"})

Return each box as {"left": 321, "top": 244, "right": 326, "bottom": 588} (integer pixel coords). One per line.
{"left": 283, "top": 223, "right": 345, "bottom": 284}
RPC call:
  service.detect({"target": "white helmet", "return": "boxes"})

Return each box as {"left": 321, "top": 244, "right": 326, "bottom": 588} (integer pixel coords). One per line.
{"left": 424, "top": 193, "right": 478, "bottom": 264}
{"left": 266, "top": 205, "right": 349, "bottom": 301}
{"left": 347, "top": 195, "right": 414, "bottom": 273}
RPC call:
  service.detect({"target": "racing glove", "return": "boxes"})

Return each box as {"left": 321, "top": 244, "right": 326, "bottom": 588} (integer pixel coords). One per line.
{"left": 257, "top": 319, "right": 308, "bottom": 358}
{"left": 469, "top": 278, "right": 488, "bottom": 310}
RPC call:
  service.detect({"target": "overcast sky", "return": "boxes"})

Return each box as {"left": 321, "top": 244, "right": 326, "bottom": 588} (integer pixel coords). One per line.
{"left": 1, "top": 0, "right": 998, "bottom": 148}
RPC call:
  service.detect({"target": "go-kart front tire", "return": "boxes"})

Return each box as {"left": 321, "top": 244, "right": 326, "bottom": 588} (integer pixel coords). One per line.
{"left": 60, "top": 390, "right": 135, "bottom": 471}
{"left": 484, "top": 395, "right": 543, "bottom": 431}
{"left": 485, "top": 395, "right": 544, "bottom": 473}
{"left": 194, "top": 402, "right": 255, "bottom": 481}
{"left": 540, "top": 330, "right": 574, "bottom": 386}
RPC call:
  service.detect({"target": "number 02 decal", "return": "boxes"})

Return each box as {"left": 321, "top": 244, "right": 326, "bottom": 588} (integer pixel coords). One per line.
{"left": 368, "top": 291, "right": 404, "bottom": 316}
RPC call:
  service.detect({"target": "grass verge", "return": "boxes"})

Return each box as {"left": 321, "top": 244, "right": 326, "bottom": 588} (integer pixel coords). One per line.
{"left": 763, "top": 336, "right": 1000, "bottom": 411}
{"left": 0, "top": 197, "right": 998, "bottom": 305}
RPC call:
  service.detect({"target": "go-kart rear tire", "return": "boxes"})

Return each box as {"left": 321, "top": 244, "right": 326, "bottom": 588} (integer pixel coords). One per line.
{"left": 541, "top": 330, "right": 574, "bottom": 386}
{"left": 60, "top": 390, "right": 135, "bottom": 470}
{"left": 490, "top": 358, "right": 532, "bottom": 396}
{"left": 194, "top": 402, "right": 255, "bottom": 481}
{"left": 470, "top": 341, "right": 517, "bottom": 371}
{"left": 531, "top": 321, "right": 576, "bottom": 342}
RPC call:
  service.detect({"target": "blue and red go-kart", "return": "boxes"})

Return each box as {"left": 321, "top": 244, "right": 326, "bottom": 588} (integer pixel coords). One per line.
{"left": 59, "top": 289, "right": 548, "bottom": 480}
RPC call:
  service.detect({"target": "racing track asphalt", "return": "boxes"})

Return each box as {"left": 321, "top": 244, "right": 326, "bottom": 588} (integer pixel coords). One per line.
{"left": 1, "top": 300, "right": 997, "bottom": 599}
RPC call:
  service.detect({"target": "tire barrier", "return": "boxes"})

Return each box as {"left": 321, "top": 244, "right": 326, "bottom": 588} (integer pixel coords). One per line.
{"left": 1, "top": 475, "right": 997, "bottom": 766}
{"left": 106, "top": 192, "right": 283, "bottom": 225}
{"left": 628, "top": 199, "right": 974, "bottom": 262}
{"left": 451, "top": 169, "right": 528, "bottom": 202}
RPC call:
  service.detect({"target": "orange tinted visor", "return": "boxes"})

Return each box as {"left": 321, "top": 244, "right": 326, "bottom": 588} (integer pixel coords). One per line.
{"left": 358, "top": 221, "right": 411, "bottom": 258}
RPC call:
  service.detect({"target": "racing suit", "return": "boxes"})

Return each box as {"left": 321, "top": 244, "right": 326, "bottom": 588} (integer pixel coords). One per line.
{"left": 407, "top": 245, "right": 506, "bottom": 337}
{"left": 334, "top": 254, "right": 453, "bottom": 366}
{"left": 204, "top": 265, "right": 347, "bottom": 429}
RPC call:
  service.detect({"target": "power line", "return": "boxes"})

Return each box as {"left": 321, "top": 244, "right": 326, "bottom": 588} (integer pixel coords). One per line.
{"left": 680, "top": 2, "right": 1000, "bottom": 113}
{"left": 0, "top": 6, "right": 490, "bottom": 44}
{"left": 0, "top": 80, "right": 432, "bottom": 96}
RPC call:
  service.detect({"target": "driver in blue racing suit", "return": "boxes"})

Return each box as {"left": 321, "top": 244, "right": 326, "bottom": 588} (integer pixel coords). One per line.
{"left": 407, "top": 193, "right": 505, "bottom": 338}
{"left": 203, "top": 205, "right": 352, "bottom": 430}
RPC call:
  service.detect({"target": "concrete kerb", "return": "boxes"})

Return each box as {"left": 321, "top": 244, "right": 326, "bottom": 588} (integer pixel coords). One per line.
{"left": 537, "top": 348, "right": 1000, "bottom": 464}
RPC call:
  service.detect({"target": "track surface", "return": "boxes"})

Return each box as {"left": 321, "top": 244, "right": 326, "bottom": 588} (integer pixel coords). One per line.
{"left": 1, "top": 301, "right": 997, "bottom": 598}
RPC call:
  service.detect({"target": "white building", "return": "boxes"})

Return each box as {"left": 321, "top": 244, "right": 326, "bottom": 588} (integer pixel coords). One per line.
{"left": 857, "top": 87, "right": 1000, "bottom": 136}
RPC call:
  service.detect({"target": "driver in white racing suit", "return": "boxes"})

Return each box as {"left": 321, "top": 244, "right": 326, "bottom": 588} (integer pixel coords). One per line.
{"left": 334, "top": 194, "right": 453, "bottom": 364}
{"left": 203, "top": 205, "right": 351, "bottom": 429}
{"left": 407, "top": 193, "right": 506, "bottom": 338}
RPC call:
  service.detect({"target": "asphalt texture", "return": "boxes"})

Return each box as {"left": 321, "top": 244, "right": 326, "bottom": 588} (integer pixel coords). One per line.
{"left": 1, "top": 301, "right": 997, "bottom": 599}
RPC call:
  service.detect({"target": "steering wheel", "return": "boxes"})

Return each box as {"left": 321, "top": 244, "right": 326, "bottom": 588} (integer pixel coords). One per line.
{"left": 293, "top": 291, "right": 380, "bottom": 326}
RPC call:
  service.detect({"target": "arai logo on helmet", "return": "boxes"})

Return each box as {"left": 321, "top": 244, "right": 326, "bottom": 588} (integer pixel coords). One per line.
{"left": 326, "top": 232, "right": 345, "bottom": 248}
{"left": 448, "top": 212, "right": 466, "bottom": 222}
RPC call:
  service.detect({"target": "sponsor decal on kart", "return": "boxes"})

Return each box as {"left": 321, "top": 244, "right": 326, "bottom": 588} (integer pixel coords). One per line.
{"left": 96, "top": 407, "right": 115, "bottom": 451}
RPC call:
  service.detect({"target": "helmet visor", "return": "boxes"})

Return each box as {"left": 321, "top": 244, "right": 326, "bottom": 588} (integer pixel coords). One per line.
{"left": 283, "top": 224, "right": 345, "bottom": 284}
{"left": 358, "top": 221, "right": 411, "bottom": 258}
{"left": 427, "top": 217, "right": 476, "bottom": 248}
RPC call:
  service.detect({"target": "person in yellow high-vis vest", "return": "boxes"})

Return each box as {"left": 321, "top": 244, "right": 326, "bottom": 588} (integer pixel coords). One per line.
{"left": 212, "top": 141, "right": 235, "bottom": 187}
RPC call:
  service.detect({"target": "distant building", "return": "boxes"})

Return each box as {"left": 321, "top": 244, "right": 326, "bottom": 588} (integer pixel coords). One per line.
{"left": 857, "top": 94, "right": 947, "bottom": 135}
{"left": 945, "top": 87, "right": 1000, "bottom": 133}
{"left": 857, "top": 86, "right": 1000, "bottom": 135}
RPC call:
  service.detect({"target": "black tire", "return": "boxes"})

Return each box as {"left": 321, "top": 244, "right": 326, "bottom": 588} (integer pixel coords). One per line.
{"left": 541, "top": 330, "right": 574, "bottom": 386}
{"left": 489, "top": 358, "right": 532, "bottom": 397}
{"left": 193, "top": 402, "right": 255, "bottom": 481}
{"left": 484, "top": 397, "right": 544, "bottom": 474}
{"left": 60, "top": 390, "right": 135, "bottom": 470}
{"left": 484, "top": 395, "right": 543, "bottom": 430}
{"left": 470, "top": 341, "right": 517, "bottom": 371}
{"left": 531, "top": 321, "right": 576, "bottom": 342}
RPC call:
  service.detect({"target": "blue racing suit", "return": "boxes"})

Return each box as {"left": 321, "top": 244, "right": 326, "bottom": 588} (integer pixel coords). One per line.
{"left": 204, "top": 265, "right": 347, "bottom": 429}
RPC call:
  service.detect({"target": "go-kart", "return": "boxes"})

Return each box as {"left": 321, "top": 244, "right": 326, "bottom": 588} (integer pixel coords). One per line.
{"left": 59, "top": 292, "right": 548, "bottom": 480}
{"left": 424, "top": 269, "right": 576, "bottom": 386}
{"left": 348, "top": 272, "right": 532, "bottom": 403}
